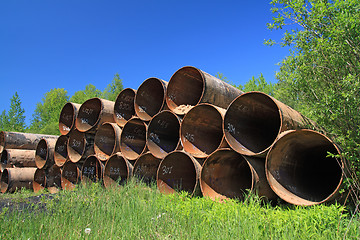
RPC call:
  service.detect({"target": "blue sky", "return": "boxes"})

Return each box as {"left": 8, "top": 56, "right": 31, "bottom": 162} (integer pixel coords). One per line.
{"left": 0, "top": 1, "right": 289, "bottom": 125}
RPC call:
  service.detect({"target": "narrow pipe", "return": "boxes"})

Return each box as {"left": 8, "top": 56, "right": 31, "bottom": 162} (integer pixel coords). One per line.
{"left": 35, "top": 137, "right": 58, "bottom": 169}
{"left": 59, "top": 102, "right": 81, "bottom": 135}
{"left": 46, "top": 165, "right": 62, "bottom": 193}
{"left": 1, "top": 149, "right": 36, "bottom": 171}
{"left": 103, "top": 152, "right": 133, "bottom": 188}
{"left": 133, "top": 152, "right": 161, "bottom": 185}
{"left": 0, "top": 167, "right": 37, "bottom": 193}
{"left": 266, "top": 129, "right": 345, "bottom": 206}
{"left": 180, "top": 103, "right": 228, "bottom": 158}
{"left": 157, "top": 151, "right": 201, "bottom": 196}
{"left": 54, "top": 135, "right": 69, "bottom": 167}
{"left": 61, "top": 160, "right": 81, "bottom": 190}
{"left": 224, "top": 91, "right": 319, "bottom": 157}
{"left": 0, "top": 131, "right": 58, "bottom": 153}
{"left": 113, "top": 88, "right": 136, "bottom": 127}
{"left": 33, "top": 168, "right": 46, "bottom": 193}
{"left": 146, "top": 110, "right": 182, "bottom": 159}
{"left": 134, "top": 78, "right": 168, "bottom": 121}
{"left": 94, "top": 122, "right": 121, "bottom": 161}
{"left": 67, "top": 129, "right": 95, "bottom": 163}
{"left": 75, "top": 98, "right": 115, "bottom": 133}
{"left": 81, "top": 155, "right": 104, "bottom": 184}
{"left": 120, "top": 117, "right": 147, "bottom": 161}
{"left": 165, "top": 66, "right": 243, "bottom": 115}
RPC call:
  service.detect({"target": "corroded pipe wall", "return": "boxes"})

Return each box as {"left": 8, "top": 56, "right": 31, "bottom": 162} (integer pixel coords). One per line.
{"left": 114, "top": 88, "right": 136, "bottom": 127}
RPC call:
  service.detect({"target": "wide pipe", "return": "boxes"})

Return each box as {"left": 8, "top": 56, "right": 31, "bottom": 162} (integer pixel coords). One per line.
{"left": 0, "top": 131, "right": 58, "bottom": 153}
{"left": 134, "top": 78, "right": 168, "bottom": 121}
{"left": 33, "top": 168, "right": 46, "bottom": 193}
{"left": 103, "top": 152, "right": 133, "bottom": 188}
{"left": 165, "top": 66, "right": 243, "bottom": 115}
{"left": 67, "top": 129, "right": 95, "bottom": 163}
{"left": 46, "top": 165, "right": 62, "bottom": 193}
{"left": 147, "top": 110, "right": 182, "bottom": 159}
{"left": 59, "top": 102, "right": 81, "bottom": 135}
{"left": 157, "top": 151, "right": 201, "bottom": 196}
{"left": 0, "top": 167, "right": 37, "bottom": 193}
{"left": 75, "top": 98, "right": 115, "bottom": 133}
{"left": 81, "top": 155, "right": 104, "bottom": 184}
{"left": 35, "top": 137, "right": 58, "bottom": 169}
{"left": 120, "top": 117, "right": 147, "bottom": 161}
{"left": 61, "top": 160, "right": 81, "bottom": 190}
{"left": 224, "top": 91, "right": 318, "bottom": 157}
{"left": 114, "top": 88, "right": 136, "bottom": 127}
{"left": 266, "top": 129, "right": 345, "bottom": 206}
{"left": 94, "top": 122, "right": 121, "bottom": 161}
{"left": 133, "top": 152, "right": 161, "bottom": 185}
{"left": 54, "top": 135, "right": 69, "bottom": 167}
{"left": 180, "top": 103, "right": 228, "bottom": 158}
{"left": 1, "top": 149, "right": 36, "bottom": 171}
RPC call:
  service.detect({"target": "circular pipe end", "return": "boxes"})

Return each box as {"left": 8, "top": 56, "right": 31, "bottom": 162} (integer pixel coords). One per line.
{"left": 81, "top": 155, "right": 103, "bottom": 184}
{"left": 67, "top": 130, "right": 86, "bottom": 163}
{"left": 0, "top": 169, "right": 9, "bottom": 193}
{"left": 0, "top": 131, "right": 5, "bottom": 153}
{"left": 59, "top": 102, "right": 77, "bottom": 135}
{"left": 103, "top": 153, "right": 132, "bottom": 188}
{"left": 114, "top": 88, "right": 136, "bottom": 127}
{"left": 133, "top": 152, "right": 161, "bottom": 184}
{"left": 33, "top": 168, "right": 46, "bottom": 193}
{"left": 35, "top": 139, "right": 49, "bottom": 169}
{"left": 120, "top": 118, "right": 147, "bottom": 161}
{"left": 54, "top": 135, "right": 68, "bottom": 167}
{"left": 94, "top": 123, "right": 120, "bottom": 161}
{"left": 75, "top": 98, "right": 102, "bottom": 132}
{"left": 61, "top": 161, "right": 80, "bottom": 190}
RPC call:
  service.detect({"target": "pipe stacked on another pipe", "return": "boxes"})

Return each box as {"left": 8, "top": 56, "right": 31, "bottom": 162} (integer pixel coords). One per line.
{"left": 113, "top": 88, "right": 136, "bottom": 127}
{"left": 59, "top": 102, "right": 81, "bottom": 135}
{"left": 103, "top": 152, "right": 133, "bottom": 188}
{"left": 94, "top": 122, "right": 121, "bottom": 161}
{"left": 133, "top": 152, "right": 161, "bottom": 185}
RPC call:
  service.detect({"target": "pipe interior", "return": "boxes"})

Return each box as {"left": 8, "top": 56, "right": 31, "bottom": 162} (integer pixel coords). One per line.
{"left": 54, "top": 136, "right": 68, "bottom": 166}
{"left": 82, "top": 156, "right": 102, "bottom": 183}
{"left": 59, "top": 103, "right": 75, "bottom": 135}
{"left": 47, "top": 166, "right": 62, "bottom": 188}
{"left": 133, "top": 153, "right": 160, "bottom": 184}
{"left": 0, "top": 131, "right": 5, "bottom": 153}
{"left": 67, "top": 131, "right": 85, "bottom": 162}
{"left": 35, "top": 139, "right": 48, "bottom": 168}
{"left": 114, "top": 88, "right": 135, "bottom": 126}
{"left": 201, "top": 150, "right": 253, "bottom": 199}
{"left": 1, "top": 150, "right": 8, "bottom": 165}
{"left": 147, "top": 111, "right": 180, "bottom": 158}
{"left": 94, "top": 124, "right": 116, "bottom": 159}
{"left": 120, "top": 119, "right": 147, "bottom": 160}
{"left": 104, "top": 155, "right": 129, "bottom": 187}
{"left": 181, "top": 105, "right": 223, "bottom": 157}
{"left": 166, "top": 67, "right": 204, "bottom": 112}
{"left": 76, "top": 98, "right": 102, "bottom": 132}
{"left": 0, "top": 170, "right": 9, "bottom": 193}
{"left": 224, "top": 93, "right": 281, "bottom": 154}
{"left": 33, "top": 169, "right": 46, "bottom": 191}
{"left": 61, "top": 162, "right": 79, "bottom": 187}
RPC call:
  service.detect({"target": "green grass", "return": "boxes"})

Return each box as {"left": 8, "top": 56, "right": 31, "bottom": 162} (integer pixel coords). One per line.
{"left": 0, "top": 180, "right": 359, "bottom": 239}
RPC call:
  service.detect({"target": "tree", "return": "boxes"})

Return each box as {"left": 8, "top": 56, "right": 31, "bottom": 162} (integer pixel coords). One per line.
{"left": 70, "top": 84, "right": 102, "bottom": 104}
{"left": 238, "top": 73, "right": 276, "bottom": 96}
{"left": 0, "top": 92, "right": 26, "bottom": 132}
{"left": 102, "top": 73, "right": 124, "bottom": 101}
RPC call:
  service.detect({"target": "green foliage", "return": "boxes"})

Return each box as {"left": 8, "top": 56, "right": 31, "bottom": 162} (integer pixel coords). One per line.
{"left": 102, "top": 73, "right": 124, "bottom": 101}
{"left": 0, "top": 92, "right": 26, "bottom": 132}
{"left": 238, "top": 73, "right": 276, "bottom": 96}
{"left": 267, "top": 0, "right": 360, "bottom": 179}
{"left": 69, "top": 84, "right": 102, "bottom": 104}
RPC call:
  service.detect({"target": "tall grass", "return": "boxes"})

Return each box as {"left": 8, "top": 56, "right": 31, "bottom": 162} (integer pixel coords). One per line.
{"left": 0, "top": 180, "right": 359, "bottom": 239}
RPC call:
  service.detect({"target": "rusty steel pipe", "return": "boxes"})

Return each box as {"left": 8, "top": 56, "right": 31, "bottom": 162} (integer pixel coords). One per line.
{"left": 81, "top": 155, "right": 104, "bottom": 184}
{"left": 180, "top": 103, "right": 228, "bottom": 158}
{"left": 33, "top": 168, "right": 46, "bottom": 193}
{"left": 35, "top": 137, "right": 58, "bottom": 169}
{"left": 157, "top": 151, "right": 201, "bottom": 196}
{"left": 59, "top": 102, "right": 81, "bottom": 135}
{"left": 114, "top": 88, "right": 136, "bottom": 127}
{"left": 54, "top": 135, "right": 69, "bottom": 167}
{"left": 165, "top": 66, "right": 243, "bottom": 115}
{"left": 94, "top": 122, "right": 121, "bottom": 161}
{"left": 0, "top": 167, "right": 37, "bottom": 193}
{"left": 120, "top": 117, "right": 147, "bottom": 161}
{"left": 133, "top": 152, "right": 161, "bottom": 185}
{"left": 75, "top": 98, "right": 115, "bottom": 133}
{"left": 147, "top": 110, "right": 182, "bottom": 159}
{"left": 1, "top": 149, "right": 36, "bottom": 171}
{"left": 103, "top": 152, "right": 133, "bottom": 188}
{"left": 134, "top": 78, "right": 168, "bottom": 121}
{"left": 61, "top": 160, "right": 81, "bottom": 190}
{"left": 0, "top": 131, "right": 58, "bottom": 154}
{"left": 224, "top": 91, "right": 318, "bottom": 157}
{"left": 67, "top": 129, "right": 95, "bottom": 163}
{"left": 266, "top": 129, "right": 345, "bottom": 206}
{"left": 46, "top": 165, "right": 62, "bottom": 193}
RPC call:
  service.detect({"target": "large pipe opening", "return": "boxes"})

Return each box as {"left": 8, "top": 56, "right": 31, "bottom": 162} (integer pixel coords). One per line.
{"left": 81, "top": 155, "right": 104, "bottom": 184}
{"left": 0, "top": 169, "right": 10, "bottom": 193}
{"left": 120, "top": 118, "right": 147, "bottom": 161}
{"left": 67, "top": 130, "right": 94, "bottom": 163}
{"left": 54, "top": 135, "right": 68, "bottom": 167}
{"left": 35, "top": 139, "right": 50, "bottom": 169}
{"left": 133, "top": 152, "right": 161, "bottom": 185}
{"left": 59, "top": 102, "right": 80, "bottom": 135}
{"left": 47, "top": 165, "right": 62, "bottom": 193}
{"left": 103, "top": 153, "right": 133, "bottom": 188}
{"left": 33, "top": 168, "right": 46, "bottom": 193}
{"left": 76, "top": 98, "right": 102, "bottom": 132}
{"left": 61, "top": 161, "right": 81, "bottom": 190}
{"left": 114, "top": 88, "right": 136, "bottom": 127}
{"left": 94, "top": 123, "right": 121, "bottom": 161}
{"left": 266, "top": 130, "right": 344, "bottom": 205}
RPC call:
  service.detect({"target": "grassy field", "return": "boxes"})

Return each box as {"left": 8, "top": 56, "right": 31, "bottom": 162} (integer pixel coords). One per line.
{"left": 0, "top": 180, "right": 359, "bottom": 240}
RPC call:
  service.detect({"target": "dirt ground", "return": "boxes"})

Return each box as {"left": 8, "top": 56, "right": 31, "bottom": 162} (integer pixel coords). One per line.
{"left": 0, "top": 194, "right": 55, "bottom": 214}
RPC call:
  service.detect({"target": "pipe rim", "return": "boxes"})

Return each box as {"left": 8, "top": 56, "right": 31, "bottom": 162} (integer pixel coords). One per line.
{"left": 75, "top": 98, "right": 103, "bottom": 132}
{"left": 103, "top": 153, "right": 131, "bottom": 188}
{"left": 114, "top": 88, "right": 136, "bottom": 127}
{"left": 54, "top": 135, "right": 69, "bottom": 167}
{"left": 0, "top": 131, "right": 6, "bottom": 153}
{"left": 59, "top": 102, "right": 76, "bottom": 135}
{"left": 67, "top": 130, "right": 86, "bottom": 163}
{"left": 133, "top": 152, "right": 161, "bottom": 184}
{"left": 0, "top": 168, "right": 9, "bottom": 193}
{"left": 33, "top": 168, "right": 46, "bottom": 192}
{"left": 120, "top": 117, "right": 147, "bottom": 160}
{"left": 94, "top": 122, "right": 119, "bottom": 161}
{"left": 61, "top": 161, "right": 80, "bottom": 190}
{"left": 81, "top": 155, "right": 103, "bottom": 183}
{"left": 35, "top": 139, "right": 49, "bottom": 169}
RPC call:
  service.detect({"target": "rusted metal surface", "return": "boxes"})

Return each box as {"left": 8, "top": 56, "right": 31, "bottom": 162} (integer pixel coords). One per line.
{"left": 94, "top": 122, "right": 121, "bottom": 161}
{"left": 266, "top": 129, "right": 344, "bottom": 206}
{"left": 67, "top": 129, "right": 95, "bottom": 163}
{"left": 35, "top": 137, "right": 58, "bottom": 169}
{"left": 103, "top": 152, "right": 133, "bottom": 188}
{"left": 114, "top": 88, "right": 137, "bottom": 127}
{"left": 0, "top": 167, "right": 37, "bottom": 193}
{"left": 0, "top": 131, "right": 58, "bottom": 153}
{"left": 75, "top": 98, "right": 115, "bottom": 133}
{"left": 200, "top": 148, "right": 253, "bottom": 201}
{"left": 54, "top": 135, "right": 69, "bottom": 167}
{"left": 224, "top": 91, "right": 318, "bottom": 157}
{"left": 33, "top": 168, "right": 46, "bottom": 193}
{"left": 147, "top": 110, "right": 182, "bottom": 159}
{"left": 81, "top": 155, "right": 104, "bottom": 184}
{"left": 180, "top": 104, "right": 228, "bottom": 158}
{"left": 1, "top": 149, "right": 36, "bottom": 171}
{"left": 59, "top": 102, "right": 81, "bottom": 135}
{"left": 157, "top": 151, "right": 201, "bottom": 196}
{"left": 46, "top": 165, "right": 62, "bottom": 193}
{"left": 120, "top": 117, "right": 147, "bottom": 161}
{"left": 134, "top": 78, "right": 168, "bottom": 121}
{"left": 165, "top": 66, "right": 243, "bottom": 115}
{"left": 61, "top": 160, "right": 81, "bottom": 190}
{"left": 133, "top": 152, "right": 161, "bottom": 185}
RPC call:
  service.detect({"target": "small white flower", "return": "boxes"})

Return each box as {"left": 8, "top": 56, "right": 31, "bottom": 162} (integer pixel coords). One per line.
{"left": 84, "top": 228, "right": 91, "bottom": 235}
